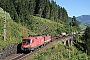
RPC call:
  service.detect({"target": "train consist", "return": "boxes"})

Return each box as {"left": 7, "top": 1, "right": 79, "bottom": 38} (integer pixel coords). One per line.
{"left": 21, "top": 34, "right": 51, "bottom": 51}
{"left": 21, "top": 31, "right": 79, "bottom": 51}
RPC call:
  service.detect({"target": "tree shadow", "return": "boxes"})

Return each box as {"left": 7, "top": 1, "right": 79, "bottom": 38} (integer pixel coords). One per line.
{"left": 74, "top": 40, "right": 86, "bottom": 52}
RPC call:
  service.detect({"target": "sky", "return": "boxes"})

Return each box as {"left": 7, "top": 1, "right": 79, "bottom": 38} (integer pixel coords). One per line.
{"left": 54, "top": 0, "right": 90, "bottom": 17}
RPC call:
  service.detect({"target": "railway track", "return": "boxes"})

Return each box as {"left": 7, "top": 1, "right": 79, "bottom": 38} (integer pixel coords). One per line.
{"left": 3, "top": 36, "right": 73, "bottom": 60}
{"left": 3, "top": 36, "right": 57, "bottom": 60}
{"left": 9, "top": 54, "right": 25, "bottom": 60}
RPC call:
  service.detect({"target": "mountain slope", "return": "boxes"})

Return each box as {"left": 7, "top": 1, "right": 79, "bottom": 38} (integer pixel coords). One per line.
{"left": 68, "top": 16, "right": 87, "bottom": 30}
{"left": 0, "top": 8, "right": 36, "bottom": 46}
{"left": 76, "top": 15, "right": 90, "bottom": 24}
{"left": 78, "top": 22, "right": 87, "bottom": 30}
{"left": 0, "top": 8, "right": 80, "bottom": 46}
{"left": 28, "top": 42, "right": 90, "bottom": 60}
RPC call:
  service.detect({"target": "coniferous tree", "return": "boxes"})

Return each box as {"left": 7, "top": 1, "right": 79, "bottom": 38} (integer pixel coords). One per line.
{"left": 35, "top": 0, "right": 45, "bottom": 17}
{"left": 42, "top": 0, "right": 50, "bottom": 19}
{"left": 62, "top": 8, "right": 68, "bottom": 22}
{"left": 71, "top": 16, "right": 78, "bottom": 26}
{"left": 69, "top": 16, "right": 78, "bottom": 27}
{"left": 60, "top": 7, "right": 63, "bottom": 21}
{"left": 58, "top": 5, "right": 61, "bottom": 20}
{"left": 6, "top": 0, "right": 19, "bottom": 23}
{"left": 50, "top": 0, "right": 57, "bottom": 21}
{"left": 28, "top": 0, "right": 36, "bottom": 15}
{"left": 58, "top": 5, "right": 63, "bottom": 22}
{"left": 0, "top": 0, "right": 6, "bottom": 10}
{"left": 65, "top": 12, "right": 68, "bottom": 22}
{"left": 0, "top": 0, "right": 68, "bottom": 24}
{"left": 83, "top": 26, "right": 90, "bottom": 55}
{"left": 54, "top": 5, "right": 58, "bottom": 21}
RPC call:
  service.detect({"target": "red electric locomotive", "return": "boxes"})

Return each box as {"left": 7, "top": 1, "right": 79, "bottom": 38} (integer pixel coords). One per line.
{"left": 21, "top": 34, "right": 51, "bottom": 51}
{"left": 44, "top": 34, "right": 51, "bottom": 44}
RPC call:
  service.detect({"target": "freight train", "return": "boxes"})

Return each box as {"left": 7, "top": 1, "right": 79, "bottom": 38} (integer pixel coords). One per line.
{"left": 21, "top": 34, "right": 51, "bottom": 51}
{"left": 21, "top": 32, "right": 76, "bottom": 52}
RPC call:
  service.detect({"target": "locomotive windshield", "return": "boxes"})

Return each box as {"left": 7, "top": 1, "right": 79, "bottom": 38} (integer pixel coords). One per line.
{"left": 23, "top": 39, "right": 30, "bottom": 44}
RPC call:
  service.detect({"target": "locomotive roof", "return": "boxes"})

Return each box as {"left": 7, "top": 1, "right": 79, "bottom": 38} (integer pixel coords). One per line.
{"left": 22, "top": 34, "right": 50, "bottom": 39}
{"left": 23, "top": 35, "right": 44, "bottom": 39}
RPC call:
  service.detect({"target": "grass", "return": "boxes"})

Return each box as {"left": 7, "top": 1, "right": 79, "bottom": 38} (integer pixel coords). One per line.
{"left": 27, "top": 41, "right": 90, "bottom": 60}
{"left": 25, "top": 15, "right": 80, "bottom": 37}
{"left": 0, "top": 9, "right": 36, "bottom": 46}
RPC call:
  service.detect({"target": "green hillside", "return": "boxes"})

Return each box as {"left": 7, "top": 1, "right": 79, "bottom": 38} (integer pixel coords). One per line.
{"left": 0, "top": 8, "right": 79, "bottom": 46}
{"left": 27, "top": 42, "right": 90, "bottom": 60}
{"left": 0, "top": 9, "right": 36, "bottom": 46}
{"left": 79, "top": 23, "right": 87, "bottom": 30}
{"left": 25, "top": 15, "right": 80, "bottom": 36}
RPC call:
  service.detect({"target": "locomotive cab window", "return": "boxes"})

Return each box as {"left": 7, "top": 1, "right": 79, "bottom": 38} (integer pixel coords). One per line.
{"left": 31, "top": 40, "right": 34, "bottom": 43}
{"left": 23, "top": 39, "right": 30, "bottom": 44}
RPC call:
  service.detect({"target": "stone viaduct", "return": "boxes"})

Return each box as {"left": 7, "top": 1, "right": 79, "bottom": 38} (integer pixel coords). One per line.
{"left": 58, "top": 35, "right": 75, "bottom": 46}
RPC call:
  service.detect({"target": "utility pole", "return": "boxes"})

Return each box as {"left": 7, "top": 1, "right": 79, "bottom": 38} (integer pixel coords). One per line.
{"left": 4, "top": 11, "right": 6, "bottom": 41}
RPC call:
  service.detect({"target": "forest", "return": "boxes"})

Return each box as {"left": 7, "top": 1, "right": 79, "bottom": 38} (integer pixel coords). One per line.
{"left": 0, "top": 0, "right": 68, "bottom": 24}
